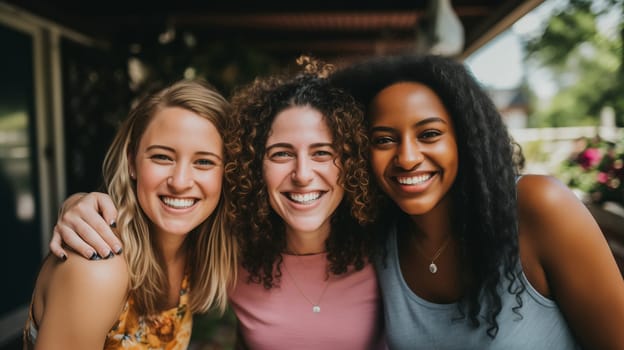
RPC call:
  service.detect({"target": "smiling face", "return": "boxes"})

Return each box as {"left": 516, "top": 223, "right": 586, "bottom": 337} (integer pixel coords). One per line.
{"left": 368, "top": 82, "right": 458, "bottom": 216}
{"left": 263, "top": 106, "right": 344, "bottom": 241}
{"left": 131, "top": 106, "right": 224, "bottom": 238}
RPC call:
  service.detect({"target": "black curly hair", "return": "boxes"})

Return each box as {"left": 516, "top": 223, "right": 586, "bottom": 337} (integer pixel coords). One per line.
{"left": 224, "top": 62, "right": 376, "bottom": 289}
{"left": 330, "top": 54, "right": 525, "bottom": 338}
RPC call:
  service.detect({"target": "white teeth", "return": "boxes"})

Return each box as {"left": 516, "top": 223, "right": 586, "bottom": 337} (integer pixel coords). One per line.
{"left": 288, "top": 192, "right": 321, "bottom": 204}
{"left": 396, "top": 174, "right": 433, "bottom": 185}
{"left": 162, "top": 197, "right": 195, "bottom": 209}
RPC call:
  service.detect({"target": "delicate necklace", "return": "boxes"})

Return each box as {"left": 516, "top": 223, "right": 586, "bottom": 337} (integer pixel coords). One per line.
{"left": 282, "top": 252, "right": 331, "bottom": 313}
{"left": 414, "top": 236, "right": 451, "bottom": 274}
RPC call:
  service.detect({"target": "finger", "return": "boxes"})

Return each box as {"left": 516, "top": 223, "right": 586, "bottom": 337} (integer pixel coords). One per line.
{"left": 66, "top": 215, "right": 116, "bottom": 258}
{"left": 93, "top": 193, "right": 122, "bottom": 254}
{"left": 82, "top": 211, "right": 121, "bottom": 256}
{"left": 50, "top": 226, "right": 68, "bottom": 261}
{"left": 56, "top": 192, "right": 121, "bottom": 258}
{"left": 55, "top": 223, "right": 97, "bottom": 259}
{"left": 64, "top": 195, "right": 116, "bottom": 257}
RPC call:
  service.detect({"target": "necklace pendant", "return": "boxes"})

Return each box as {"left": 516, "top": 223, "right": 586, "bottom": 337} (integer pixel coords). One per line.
{"left": 429, "top": 262, "right": 438, "bottom": 274}
{"left": 312, "top": 305, "right": 321, "bottom": 313}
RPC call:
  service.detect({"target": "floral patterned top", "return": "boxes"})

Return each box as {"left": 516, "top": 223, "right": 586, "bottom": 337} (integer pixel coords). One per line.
{"left": 24, "top": 273, "right": 193, "bottom": 350}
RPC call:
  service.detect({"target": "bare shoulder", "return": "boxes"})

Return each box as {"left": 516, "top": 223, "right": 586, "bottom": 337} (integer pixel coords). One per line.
{"left": 44, "top": 249, "right": 129, "bottom": 317}
{"left": 517, "top": 174, "right": 579, "bottom": 211}
{"left": 516, "top": 173, "right": 610, "bottom": 283}
{"left": 516, "top": 175, "right": 578, "bottom": 295}
{"left": 36, "top": 250, "right": 130, "bottom": 348}
{"left": 52, "top": 249, "right": 129, "bottom": 290}
{"left": 516, "top": 174, "right": 593, "bottom": 234}
{"left": 37, "top": 250, "right": 129, "bottom": 304}
{"left": 516, "top": 177, "right": 624, "bottom": 349}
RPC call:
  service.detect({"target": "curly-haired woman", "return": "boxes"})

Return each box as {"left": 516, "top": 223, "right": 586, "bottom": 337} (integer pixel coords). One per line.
{"left": 223, "top": 61, "right": 383, "bottom": 348}
{"left": 330, "top": 54, "right": 624, "bottom": 349}
{"left": 25, "top": 80, "right": 237, "bottom": 349}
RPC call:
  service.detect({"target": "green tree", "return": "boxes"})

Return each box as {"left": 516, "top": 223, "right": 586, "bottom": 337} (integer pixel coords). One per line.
{"left": 524, "top": 0, "right": 624, "bottom": 127}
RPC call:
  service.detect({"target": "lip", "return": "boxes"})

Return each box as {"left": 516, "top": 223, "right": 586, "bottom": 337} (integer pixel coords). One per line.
{"left": 388, "top": 171, "right": 438, "bottom": 194}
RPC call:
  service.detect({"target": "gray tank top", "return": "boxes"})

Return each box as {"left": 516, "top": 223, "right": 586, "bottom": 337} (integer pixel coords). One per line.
{"left": 376, "top": 223, "right": 581, "bottom": 349}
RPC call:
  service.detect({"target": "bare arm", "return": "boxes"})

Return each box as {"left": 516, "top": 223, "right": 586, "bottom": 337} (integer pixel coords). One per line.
{"left": 34, "top": 250, "right": 128, "bottom": 349}
{"left": 518, "top": 175, "right": 624, "bottom": 349}
{"left": 50, "top": 192, "right": 122, "bottom": 259}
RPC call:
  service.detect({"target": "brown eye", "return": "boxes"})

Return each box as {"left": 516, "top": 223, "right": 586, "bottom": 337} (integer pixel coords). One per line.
{"left": 420, "top": 130, "right": 442, "bottom": 140}
{"left": 151, "top": 154, "right": 172, "bottom": 162}
{"left": 268, "top": 151, "right": 294, "bottom": 161}
{"left": 196, "top": 159, "right": 216, "bottom": 168}
{"left": 373, "top": 136, "right": 394, "bottom": 145}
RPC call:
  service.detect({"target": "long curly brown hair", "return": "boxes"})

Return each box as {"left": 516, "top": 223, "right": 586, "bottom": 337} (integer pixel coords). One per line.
{"left": 224, "top": 61, "right": 376, "bottom": 289}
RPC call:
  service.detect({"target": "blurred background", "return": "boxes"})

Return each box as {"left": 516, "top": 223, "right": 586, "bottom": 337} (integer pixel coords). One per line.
{"left": 0, "top": 0, "right": 622, "bottom": 348}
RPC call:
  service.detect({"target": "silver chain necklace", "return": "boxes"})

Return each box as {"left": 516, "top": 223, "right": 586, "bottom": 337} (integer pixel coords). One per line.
{"left": 414, "top": 236, "right": 451, "bottom": 274}
{"left": 282, "top": 254, "right": 331, "bottom": 313}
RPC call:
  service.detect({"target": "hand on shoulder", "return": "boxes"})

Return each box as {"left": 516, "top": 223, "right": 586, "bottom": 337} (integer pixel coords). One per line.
{"left": 51, "top": 191, "right": 121, "bottom": 260}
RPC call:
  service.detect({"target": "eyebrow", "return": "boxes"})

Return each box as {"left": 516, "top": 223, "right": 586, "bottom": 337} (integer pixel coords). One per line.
{"left": 265, "top": 142, "right": 334, "bottom": 151}
{"left": 146, "top": 144, "right": 222, "bottom": 160}
{"left": 370, "top": 117, "right": 447, "bottom": 132}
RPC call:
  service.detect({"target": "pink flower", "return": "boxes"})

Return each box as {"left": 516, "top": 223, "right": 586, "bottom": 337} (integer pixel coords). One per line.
{"left": 578, "top": 148, "right": 602, "bottom": 169}
{"left": 597, "top": 172, "right": 608, "bottom": 183}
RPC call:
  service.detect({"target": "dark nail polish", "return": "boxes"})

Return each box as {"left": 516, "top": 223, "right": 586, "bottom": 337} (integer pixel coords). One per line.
{"left": 110, "top": 221, "right": 117, "bottom": 228}
{"left": 115, "top": 248, "right": 123, "bottom": 255}
{"left": 105, "top": 251, "right": 114, "bottom": 259}
{"left": 89, "top": 252, "right": 102, "bottom": 260}
{"left": 61, "top": 254, "right": 67, "bottom": 261}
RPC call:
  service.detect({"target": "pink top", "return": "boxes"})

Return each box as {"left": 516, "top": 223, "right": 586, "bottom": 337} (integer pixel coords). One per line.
{"left": 229, "top": 253, "right": 385, "bottom": 349}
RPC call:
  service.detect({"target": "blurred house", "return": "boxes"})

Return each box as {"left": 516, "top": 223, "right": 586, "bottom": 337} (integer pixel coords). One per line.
{"left": 488, "top": 87, "right": 530, "bottom": 129}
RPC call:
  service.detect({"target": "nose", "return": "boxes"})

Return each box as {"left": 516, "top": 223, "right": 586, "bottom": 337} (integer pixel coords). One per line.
{"left": 167, "top": 163, "right": 194, "bottom": 190}
{"left": 394, "top": 139, "right": 424, "bottom": 170}
{"left": 291, "top": 156, "right": 314, "bottom": 185}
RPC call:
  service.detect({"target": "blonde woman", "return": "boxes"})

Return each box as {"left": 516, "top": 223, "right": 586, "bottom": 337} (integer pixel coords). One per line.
{"left": 24, "top": 80, "right": 237, "bottom": 350}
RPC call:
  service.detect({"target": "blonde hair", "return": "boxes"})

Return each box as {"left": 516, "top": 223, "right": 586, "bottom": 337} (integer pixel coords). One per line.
{"left": 102, "top": 79, "right": 237, "bottom": 315}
